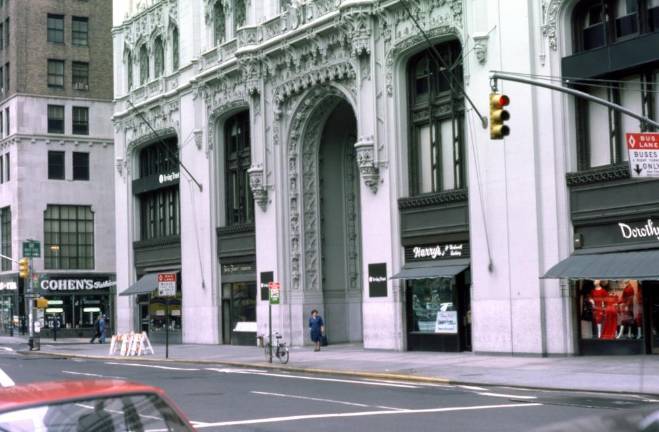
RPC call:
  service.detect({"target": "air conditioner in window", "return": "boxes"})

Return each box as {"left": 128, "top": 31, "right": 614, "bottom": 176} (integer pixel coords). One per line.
{"left": 73, "top": 82, "right": 89, "bottom": 90}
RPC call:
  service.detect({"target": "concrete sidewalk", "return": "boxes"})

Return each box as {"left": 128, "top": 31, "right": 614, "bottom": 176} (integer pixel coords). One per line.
{"left": 2, "top": 335, "right": 658, "bottom": 395}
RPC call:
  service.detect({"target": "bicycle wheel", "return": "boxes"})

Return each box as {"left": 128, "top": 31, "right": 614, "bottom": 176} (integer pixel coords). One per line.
{"left": 278, "top": 345, "right": 289, "bottom": 364}
{"left": 264, "top": 342, "right": 272, "bottom": 361}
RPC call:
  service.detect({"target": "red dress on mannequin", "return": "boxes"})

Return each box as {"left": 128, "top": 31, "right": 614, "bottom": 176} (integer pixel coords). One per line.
{"left": 591, "top": 287, "right": 608, "bottom": 325}
{"left": 601, "top": 295, "right": 620, "bottom": 339}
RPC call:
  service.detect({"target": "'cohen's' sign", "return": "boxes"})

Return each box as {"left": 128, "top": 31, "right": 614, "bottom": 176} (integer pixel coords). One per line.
{"left": 40, "top": 279, "right": 116, "bottom": 291}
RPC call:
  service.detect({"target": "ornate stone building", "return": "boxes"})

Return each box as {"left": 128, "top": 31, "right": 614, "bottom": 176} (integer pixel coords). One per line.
{"left": 112, "top": 0, "right": 659, "bottom": 355}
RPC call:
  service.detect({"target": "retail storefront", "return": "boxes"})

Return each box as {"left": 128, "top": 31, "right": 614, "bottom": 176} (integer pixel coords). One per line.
{"left": 34, "top": 274, "right": 116, "bottom": 338}
{"left": 394, "top": 242, "right": 471, "bottom": 352}
{"left": 545, "top": 216, "right": 659, "bottom": 355}
{"left": 220, "top": 261, "right": 256, "bottom": 345}
{"left": 0, "top": 275, "right": 18, "bottom": 336}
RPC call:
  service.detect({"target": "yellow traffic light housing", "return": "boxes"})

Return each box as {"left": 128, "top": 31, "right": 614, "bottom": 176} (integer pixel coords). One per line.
{"left": 18, "top": 258, "right": 29, "bottom": 279}
{"left": 35, "top": 297, "right": 48, "bottom": 309}
{"left": 490, "top": 93, "right": 510, "bottom": 140}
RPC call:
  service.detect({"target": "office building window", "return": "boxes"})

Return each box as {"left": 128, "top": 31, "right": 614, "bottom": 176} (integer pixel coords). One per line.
{"left": 72, "top": 106, "right": 89, "bottom": 135}
{"left": 48, "top": 151, "right": 65, "bottom": 180}
{"left": 126, "top": 52, "right": 133, "bottom": 90}
{"left": 4, "top": 152, "right": 8, "bottom": 182}
{"left": 4, "top": 108, "right": 8, "bottom": 136}
{"left": 72, "top": 62, "right": 89, "bottom": 91}
{"left": 0, "top": 155, "right": 3, "bottom": 183}
{"left": 139, "top": 187, "right": 180, "bottom": 240}
{"left": 0, "top": 67, "right": 3, "bottom": 93}
{"left": 224, "top": 111, "right": 253, "bottom": 225}
{"left": 48, "top": 105, "right": 65, "bottom": 134}
{"left": 139, "top": 44, "right": 149, "bottom": 85}
{"left": 72, "top": 152, "right": 89, "bottom": 181}
{"left": 407, "top": 40, "right": 465, "bottom": 195}
{"left": 138, "top": 138, "right": 178, "bottom": 178}
{"left": 44, "top": 205, "right": 94, "bottom": 270}
{"left": 0, "top": 206, "right": 10, "bottom": 271}
{"left": 4, "top": 18, "right": 8, "bottom": 49}
{"left": 154, "top": 36, "right": 164, "bottom": 78}
{"left": 47, "top": 14, "right": 64, "bottom": 43}
{"left": 47, "top": 60, "right": 65, "bottom": 88}
{"left": 0, "top": 112, "right": 3, "bottom": 136}
{"left": 72, "top": 17, "right": 88, "bottom": 46}
{"left": 0, "top": 23, "right": 4, "bottom": 49}
{"left": 172, "top": 27, "right": 179, "bottom": 70}
{"left": 213, "top": 0, "right": 225, "bottom": 45}
{"left": 4, "top": 62, "right": 7, "bottom": 93}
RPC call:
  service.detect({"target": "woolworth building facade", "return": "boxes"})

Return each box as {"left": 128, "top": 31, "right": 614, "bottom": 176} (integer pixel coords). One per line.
{"left": 112, "top": 0, "right": 659, "bottom": 356}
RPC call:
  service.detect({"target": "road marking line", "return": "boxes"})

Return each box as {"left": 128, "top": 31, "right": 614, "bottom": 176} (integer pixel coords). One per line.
{"left": 0, "top": 367, "right": 14, "bottom": 387}
{"left": 251, "top": 391, "right": 406, "bottom": 410}
{"left": 206, "top": 368, "right": 267, "bottom": 374}
{"left": 477, "top": 392, "right": 538, "bottom": 400}
{"left": 62, "top": 371, "right": 127, "bottom": 380}
{"left": 206, "top": 369, "right": 418, "bottom": 389}
{"left": 0, "top": 347, "right": 14, "bottom": 352}
{"left": 459, "top": 385, "right": 488, "bottom": 391}
{"left": 363, "top": 378, "right": 452, "bottom": 388}
{"left": 105, "top": 362, "right": 200, "bottom": 371}
{"left": 192, "top": 402, "right": 543, "bottom": 428}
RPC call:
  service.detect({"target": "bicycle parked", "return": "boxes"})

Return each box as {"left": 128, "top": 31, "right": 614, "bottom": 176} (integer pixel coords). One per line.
{"left": 264, "top": 332, "right": 289, "bottom": 364}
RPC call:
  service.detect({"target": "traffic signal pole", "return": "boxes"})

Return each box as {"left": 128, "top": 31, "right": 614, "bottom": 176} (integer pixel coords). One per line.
{"left": 490, "top": 71, "right": 659, "bottom": 130}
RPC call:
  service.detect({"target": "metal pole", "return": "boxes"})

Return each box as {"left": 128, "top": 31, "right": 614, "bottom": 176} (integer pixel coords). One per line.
{"left": 28, "top": 258, "right": 34, "bottom": 350}
{"left": 490, "top": 71, "right": 659, "bottom": 129}
{"left": 268, "top": 301, "right": 272, "bottom": 363}
{"left": 165, "top": 297, "right": 169, "bottom": 359}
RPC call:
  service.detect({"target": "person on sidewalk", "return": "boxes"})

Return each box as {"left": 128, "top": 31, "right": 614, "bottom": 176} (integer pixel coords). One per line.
{"left": 98, "top": 315, "right": 107, "bottom": 344}
{"left": 309, "top": 309, "right": 324, "bottom": 352}
{"left": 90, "top": 316, "right": 101, "bottom": 344}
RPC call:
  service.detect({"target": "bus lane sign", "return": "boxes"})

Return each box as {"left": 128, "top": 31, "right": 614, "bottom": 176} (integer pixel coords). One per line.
{"left": 627, "top": 133, "right": 659, "bottom": 178}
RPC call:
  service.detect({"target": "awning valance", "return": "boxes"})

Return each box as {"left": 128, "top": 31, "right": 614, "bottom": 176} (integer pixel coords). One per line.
{"left": 391, "top": 259, "right": 469, "bottom": 280}
{"left": 119, "top": 273, "right": 158, "bottom": 296}
{"left": 542, "top": 249, "right": 659, "bottom": 280}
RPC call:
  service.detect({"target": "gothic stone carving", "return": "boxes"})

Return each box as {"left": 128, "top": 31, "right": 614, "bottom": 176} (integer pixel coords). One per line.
{"left": 472, "top": 33, "right": 489, "bottom": 64}
{"left": 248, "top": 165, "right": 268, "bottom": 210}
{"left": 542, "top": 0, "right": 562, "bottom": 51}
{"left": 354, "top": 136, "right": 379, "bottom": 193}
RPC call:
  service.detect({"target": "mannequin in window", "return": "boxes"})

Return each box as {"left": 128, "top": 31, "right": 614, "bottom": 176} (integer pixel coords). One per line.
{"left": 617, "top": 280, "right": 636, "bottom": 339}
{"left": 601, "top": 291, "right": 620, "bottom": 340}
{"left": 591, "top": 279, "right": 608, "bottom": 338}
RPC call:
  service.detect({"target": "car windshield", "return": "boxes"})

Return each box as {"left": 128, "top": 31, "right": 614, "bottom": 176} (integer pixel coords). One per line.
{"left": 0, "top": 393, "right": 191, "bottom": 432}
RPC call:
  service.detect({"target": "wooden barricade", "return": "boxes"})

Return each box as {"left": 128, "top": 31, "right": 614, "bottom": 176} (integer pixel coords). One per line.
{"left": 109, "top": 332, "right": 154, "bottom": 357}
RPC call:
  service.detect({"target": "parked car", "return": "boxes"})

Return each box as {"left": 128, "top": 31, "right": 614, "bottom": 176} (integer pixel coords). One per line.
{"left": 0, "top": 379, "right": 195, "bottom": 431}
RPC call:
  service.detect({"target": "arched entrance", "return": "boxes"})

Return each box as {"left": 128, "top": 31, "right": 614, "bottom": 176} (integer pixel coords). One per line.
{"left": 317, "top": 100, "right": 362, "bottom": 343}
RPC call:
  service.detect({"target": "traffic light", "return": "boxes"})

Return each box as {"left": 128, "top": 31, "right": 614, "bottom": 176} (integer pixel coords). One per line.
{"left": 35, "top": 297, "right": 48, "bottom": 309}
{"left": 18, "top": 258, "right": 29, "bottom": 279}
{"left": 490, "top": 93, "right": 510, "bottom": 140}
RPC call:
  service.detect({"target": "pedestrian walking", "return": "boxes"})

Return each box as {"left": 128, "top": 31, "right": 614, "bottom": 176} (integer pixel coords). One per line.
{"left": 90, "top": 315, "right": 101, "bottom": 344}
{"left": 308, "top": 309, "right": 324, "bottom": 352}
{"left": 98, "top": 314, "right": 107, "bottom": 344}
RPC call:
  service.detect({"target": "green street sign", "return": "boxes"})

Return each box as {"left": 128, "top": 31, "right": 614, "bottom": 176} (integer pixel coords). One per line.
{"left": 22, "top": 240, "right": 41, "bottom": 258}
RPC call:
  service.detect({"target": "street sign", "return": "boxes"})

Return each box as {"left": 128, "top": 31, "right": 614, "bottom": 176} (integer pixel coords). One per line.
{"left": 157, "top": 273, "right": 177, "bottom": 297}
{"left": 268, "top": 281, "right": 280, "bottom": 305}
{"left": 627, "top": 133, "right": 659, "bottom": 177}
{"left": 22, "top": 240, "right": 41, "bottom": 258}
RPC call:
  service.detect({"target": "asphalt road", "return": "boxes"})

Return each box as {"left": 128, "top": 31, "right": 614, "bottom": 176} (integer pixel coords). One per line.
{"left": 0, "top": 343, "right": 657, "bottom": 431}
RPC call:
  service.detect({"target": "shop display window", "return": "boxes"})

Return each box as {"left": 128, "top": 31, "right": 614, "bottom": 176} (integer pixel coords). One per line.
{"left": 408, "top": 278, "right": 457, "bottom": 334}
{"left": 42, "top": 296, "right": 73, "bottom": 329}
{"left": 149, "top": 294, "right": 182, "bottom": 334}
{"left": 578, "top": 279, "right": 643, "bottom": 340}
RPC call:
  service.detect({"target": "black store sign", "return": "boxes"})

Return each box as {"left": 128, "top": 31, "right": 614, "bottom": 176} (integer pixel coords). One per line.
{"left": 576, "top": 217, "right": 659, "bottom": 250}
{"left": 260, "top": 271, "right": 273, "bottom": 301}
{"left": 405, "top": 242, "right": 469, "bottom": 262}
{"left": 222, "top": 262, "right": 256, "bottom": 275}
{"left": 368, "top": 263, "right": 387, "bottom": 298}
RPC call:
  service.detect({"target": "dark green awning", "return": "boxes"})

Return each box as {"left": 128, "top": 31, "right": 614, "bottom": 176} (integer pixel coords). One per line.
{"left": 119, "top": 273, "right": 158, "bottom": 296}
{"left": 542, "top": 249, "right": 659, "bottom": 280}
{"left": 391, "top": 259, "right": 469, "bottom": 280}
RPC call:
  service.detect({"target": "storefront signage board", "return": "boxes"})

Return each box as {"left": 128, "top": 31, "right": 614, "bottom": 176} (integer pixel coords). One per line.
{"left": 157, "top": 273, "right": 177, "bottom": 297}
{"left": 22, "top": 240, "right": 41, "bottom": 258}
{"left": 627, "top": 132, "right": 659, "bottom": 178}
{"left": 0, "top": 281, "right": 17, "bottom": 291}
{"left": 268, "top": 282, "right": 280, "bottom": 305}
{"left": 406, "top": 242, "right": 469, "bottom": 261}
{"left": 435, "top": 311, "right": 458, "bottom": 334}
{"left": 368, "top": 263, "right": 387, "bottom": 298}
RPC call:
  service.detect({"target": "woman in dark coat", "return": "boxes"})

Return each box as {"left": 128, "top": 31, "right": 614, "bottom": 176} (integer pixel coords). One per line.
{"left": 308, "top": 309, "right": 324, "bottom": 352}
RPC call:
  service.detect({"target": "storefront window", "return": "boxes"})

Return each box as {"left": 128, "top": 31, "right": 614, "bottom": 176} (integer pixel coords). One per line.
{"left": 42, "top": 296, "right": 73, "bottom": 330}
{"left": 579, "top": 279, "right": 643, "bottom": 340}
{"left": 408, "top": 278, "right": 457, "bottom": 334}
{"left": 148, "top": 293, "right": 182, "bottom": 335}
